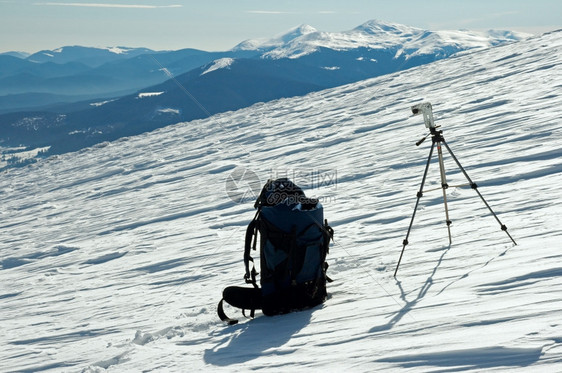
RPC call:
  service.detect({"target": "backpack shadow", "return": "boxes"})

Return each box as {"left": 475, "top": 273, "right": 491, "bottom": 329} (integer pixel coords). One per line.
{"left": 204, "top": 307, "right": 316, "bottom": 366}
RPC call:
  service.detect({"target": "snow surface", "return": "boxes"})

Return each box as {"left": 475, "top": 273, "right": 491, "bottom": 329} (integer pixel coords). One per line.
{"left": 1, "top": 31, "right": 562, "bottom": 372}
{"left": 89, "top": 99, "right": 116, "bottom": 107}
{"left": 201, "top": 58, "right": 236, "bottom": 76}
{"left": 105, "top": 47, "right": 133, "bottom": 55}
{"left": 137, "top": 92, "right": 165, "bottom": 99}
{"left": 157, "top": 108, "right": 180, "bottom": 115}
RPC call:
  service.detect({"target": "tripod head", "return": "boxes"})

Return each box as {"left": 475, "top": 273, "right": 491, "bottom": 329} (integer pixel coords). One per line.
{"left": 416, "top": 127, "right": 444, "bottom": 146}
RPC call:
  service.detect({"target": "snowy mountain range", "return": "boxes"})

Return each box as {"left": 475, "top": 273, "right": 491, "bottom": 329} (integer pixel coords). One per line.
{"left": 1, "top": 28, "right": 560, "bottom": 372}
{"left": 0, "top": 20, "right": 529, "bottom": 165}
{"left": 25, "top": 46, "right": 156, "bottom": 67}
{"left": 241, "top": 20, "right": 526, "bottom": 59}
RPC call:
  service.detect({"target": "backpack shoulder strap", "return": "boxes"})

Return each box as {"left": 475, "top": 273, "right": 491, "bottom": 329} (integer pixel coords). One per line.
{"left": 323, "top": 219, "right": 334, "bottom": 283}
{"left": 243, "top": 211, "right": 260, "bottom": 288}
{"left": 323, "top": 218, "right": 334, "bottom": 255}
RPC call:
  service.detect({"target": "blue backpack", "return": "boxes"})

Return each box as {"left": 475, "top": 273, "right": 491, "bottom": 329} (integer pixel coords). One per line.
{"left": 218, "top": 178, "right": 333, "bottom": 324}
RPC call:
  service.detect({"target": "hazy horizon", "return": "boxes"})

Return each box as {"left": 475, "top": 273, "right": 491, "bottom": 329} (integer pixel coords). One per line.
{"left": 1, "top": 0, "right": 560, "bottom": 54}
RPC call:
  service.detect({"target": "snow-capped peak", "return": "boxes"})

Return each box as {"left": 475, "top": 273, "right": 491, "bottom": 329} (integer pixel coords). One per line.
{"left": 352, "top": 19, "right": 422, "bottom": 36}
{"left": 278, "top": 24, "right": 318, "bottom": 43}
{"left": 201, "top": 57, "right": 235, "bottom": 75}
{"left": 231, "top": 24, "right": 317, "bottom": 51}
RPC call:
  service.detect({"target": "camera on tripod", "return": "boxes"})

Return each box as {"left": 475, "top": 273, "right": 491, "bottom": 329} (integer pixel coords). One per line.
{"left": 395, "top": 102, "right": 517, "bottom": 277}
{"left": 411, "top": 102, "right": 436, "bottom": 129}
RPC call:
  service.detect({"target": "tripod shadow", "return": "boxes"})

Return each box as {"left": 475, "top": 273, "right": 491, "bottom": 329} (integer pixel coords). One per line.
{"left": 203, "top": 308, "right": 313, "bottom": 366}
{"left": 370, "top": 245, "right": 451, "bottom": 333}
{"left": 436, "top": 246, "right": 510, "bottom": 296}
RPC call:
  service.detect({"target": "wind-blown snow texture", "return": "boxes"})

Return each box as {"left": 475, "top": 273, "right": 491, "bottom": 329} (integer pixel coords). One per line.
{"left": 1, "top": 31, "right": 561, "bottom": 372}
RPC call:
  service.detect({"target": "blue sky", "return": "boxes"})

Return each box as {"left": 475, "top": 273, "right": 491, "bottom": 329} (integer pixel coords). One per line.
{"left": 1, "top": 0, "right": 560, "bottom": 53}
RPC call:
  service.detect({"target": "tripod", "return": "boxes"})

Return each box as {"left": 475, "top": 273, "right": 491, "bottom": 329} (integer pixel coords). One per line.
{"left": 394, "top": 126, "right": 517, "bottom": 277}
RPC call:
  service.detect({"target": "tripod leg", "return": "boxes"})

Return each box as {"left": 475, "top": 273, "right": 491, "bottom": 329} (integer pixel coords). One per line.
{"left": 436, "top": 140, "right": 453, "bottom": 244}
{"left": 440, "top": 139, "right": 517, "bottom": 245}
{"left": 395, "top": 141, "right": 436, "bottom": 277}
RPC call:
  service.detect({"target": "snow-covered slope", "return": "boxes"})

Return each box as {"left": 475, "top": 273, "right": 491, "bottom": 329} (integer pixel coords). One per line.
{"left": 1, "top": 30, "right": 561, "bottom": 372}
{"left": 239, "top": 20, "right": 530, "bottom": 59}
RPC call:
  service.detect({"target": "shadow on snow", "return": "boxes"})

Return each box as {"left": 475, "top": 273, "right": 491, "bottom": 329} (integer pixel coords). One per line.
{"left": 203, "top": 308, "right": 313, "bottom": 366}
{"left": 370, "top": 244, "right": 451, "bottom": 333}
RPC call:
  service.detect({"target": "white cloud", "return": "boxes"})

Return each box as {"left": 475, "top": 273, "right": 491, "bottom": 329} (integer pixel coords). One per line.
{"left": 35, "top": 2, "right": 182, "bottom": 9}
{"left": 245, "top": 10, "right": 291, "bottom": 15}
